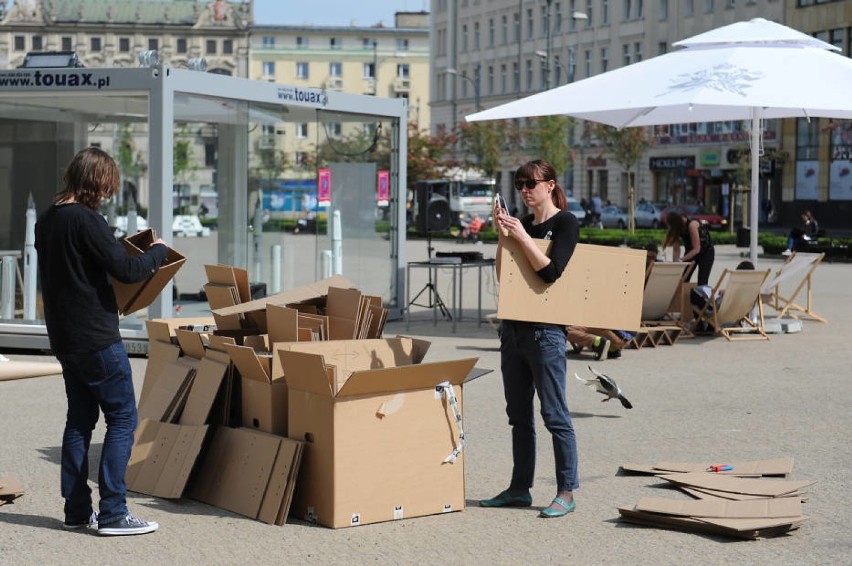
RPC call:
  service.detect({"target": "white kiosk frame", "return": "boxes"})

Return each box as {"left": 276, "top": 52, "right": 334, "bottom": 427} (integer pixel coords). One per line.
{"left": 0, "top": 65, "right": 408, "bottom": 349}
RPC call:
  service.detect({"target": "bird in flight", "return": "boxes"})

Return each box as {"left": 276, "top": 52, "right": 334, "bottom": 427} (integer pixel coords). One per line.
{"left": 575, "top": 365, "right": 633, "bottom": 409}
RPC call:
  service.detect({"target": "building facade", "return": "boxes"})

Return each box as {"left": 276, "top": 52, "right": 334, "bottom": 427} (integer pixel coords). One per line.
{"left": 430, "top": 0, "right": 851, "bottom": 228}
{"left": 0, "top": 0, "right": 251, "bottom": 227}
{"left": 249, "top": 12, "right": 430, "bottom": 182}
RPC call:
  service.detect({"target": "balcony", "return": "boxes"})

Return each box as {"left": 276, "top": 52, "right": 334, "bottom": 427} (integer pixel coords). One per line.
{"left": 326, "top": 76, "right": 343, "bottom": 90}
{"left": 393, "top": 77, "right": 411, "bottom": 92}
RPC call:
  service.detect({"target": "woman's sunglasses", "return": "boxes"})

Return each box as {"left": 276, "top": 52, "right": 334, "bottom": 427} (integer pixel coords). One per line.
{"left": 514, "top": 178, "right": 549, "bottom": 191}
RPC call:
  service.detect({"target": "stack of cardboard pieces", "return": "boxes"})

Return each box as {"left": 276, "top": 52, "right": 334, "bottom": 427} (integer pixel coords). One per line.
{"left": 617, "top": 458, "right": 813, "bottom": 539}
{"left": 0, "top": 476, "right": 25, "bottom": 505}
{"left": 131, "top": 271, "right": 478, "bottom": 529}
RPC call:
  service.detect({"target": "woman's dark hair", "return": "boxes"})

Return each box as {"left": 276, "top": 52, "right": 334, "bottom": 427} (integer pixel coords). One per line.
{"left": 54, "top": 147, "right": 120, "bottom": 209}
{"left": 514, "top": 159, "right": 567, "bottom": 210}
{"left": 662, "top": 212, "right": 687, "bottom": 248}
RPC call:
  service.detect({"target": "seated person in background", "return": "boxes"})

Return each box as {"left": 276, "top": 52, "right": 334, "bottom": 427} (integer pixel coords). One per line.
{"left": 690, "top": 260, "right": 755, "bottom": 332}
{"left": 783, "top": 210, "right": 818, "bottom": 256}
{"left": 566, "top": 326, "right": 627, "bottom": 360}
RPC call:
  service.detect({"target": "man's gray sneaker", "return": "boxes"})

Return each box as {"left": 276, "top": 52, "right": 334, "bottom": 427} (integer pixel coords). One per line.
{"left": 63, "top": 511, "right": 98, "bottom": 530}
{"left": 98, "top": 513, "right": 159, "bottom": 536}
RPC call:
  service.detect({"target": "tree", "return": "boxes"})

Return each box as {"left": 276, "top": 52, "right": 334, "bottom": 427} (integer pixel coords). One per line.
{"left": 314, "top": 126, "right": 390, "bottom": 170}
{"left": 115, "top": 124, "right": 146, "bottom": 211}
{"left": 249, "top": 147, "right": 289, "bottom": 190}
{"left": 524, "top": 115, "right": 574, "bottom": 175}
{"left": 173, "top": 125, "right": 199, "bottom": 214}
{"left": 406, "top": 121, "right": 458, "bottom": 188}
{"left": 457, "top": 119, "right": 506, "bottom": 178}
{"left": 589, "top": 124, "right": 655, "bottom": 233}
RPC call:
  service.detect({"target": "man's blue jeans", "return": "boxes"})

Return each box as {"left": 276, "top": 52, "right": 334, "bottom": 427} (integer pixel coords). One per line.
{"left": 57, "top": 341, "right": 137, "bottom": 525}
{"left": 500, "top": 322, "right": 579, "bottom": 493}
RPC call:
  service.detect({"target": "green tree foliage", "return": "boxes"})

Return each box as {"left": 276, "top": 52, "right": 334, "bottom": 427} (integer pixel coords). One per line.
{"left": 589, "top": 124, "right": 655, "bottom": 233}
{"left": 406, "top": 121, "right": 458, "bottom": 188}
{"left": 457, "top": 119, "right": 506, "bottom": 178}
{"left": 250, "top": 147, "right": 289, "bottom": 189}
{"left": 524, "top": 115, "right": 574, "bottom": 174}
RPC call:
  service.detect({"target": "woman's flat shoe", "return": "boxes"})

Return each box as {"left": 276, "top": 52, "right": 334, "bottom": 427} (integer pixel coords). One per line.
{"left": 479, "top": 490, "right": 533, "bottom": 508}
{"left": 539, "top": 496, "right": 576, "bottom": 518}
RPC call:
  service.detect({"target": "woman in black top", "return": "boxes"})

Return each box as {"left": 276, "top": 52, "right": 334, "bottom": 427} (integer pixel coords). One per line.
{"left": 480, "top": 160, "right": 580, "bottom": 518}
{"left": 663, "top": 212, "right": 715, "bottom": 286}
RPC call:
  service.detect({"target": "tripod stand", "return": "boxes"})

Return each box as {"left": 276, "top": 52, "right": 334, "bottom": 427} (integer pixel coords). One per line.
{"left": 408, "top": 230, "right": 452, "bottom": 321}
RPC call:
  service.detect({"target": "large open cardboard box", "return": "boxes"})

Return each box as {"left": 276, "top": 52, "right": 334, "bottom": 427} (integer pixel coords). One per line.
{"left": 278, "top": 338, "right": 477, "bottom": 528}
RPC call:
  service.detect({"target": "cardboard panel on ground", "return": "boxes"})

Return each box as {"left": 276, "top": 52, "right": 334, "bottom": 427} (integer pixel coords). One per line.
{"left": 497, "top": 240, "right": 646, "bottom": 330}
{"left": 0, "top": 477, "right": 25, "bottom": 505}
{"left": 279, "top": 343, "right": 477, "bottom": 528}
{"left": 112, "top": 229, "right": 186, "bottom": 316}
{"left": 0, "top": 360, "right": 62, "bottom": 381}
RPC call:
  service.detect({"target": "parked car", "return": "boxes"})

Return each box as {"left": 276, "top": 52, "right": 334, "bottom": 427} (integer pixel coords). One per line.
{"left": 660, "top": 204, "right": 728, "bottom": 231}
{"left": 600, "top": 205, "right": 629, "bottom": 229}
{"left": 566, "top": 198, "right": 587, "bottom": 225}
{"left": 173, "top": 214, "right": 211, "bottom": 237}
{"left": 634, "top": 201, "right": 667, "bottom": 228}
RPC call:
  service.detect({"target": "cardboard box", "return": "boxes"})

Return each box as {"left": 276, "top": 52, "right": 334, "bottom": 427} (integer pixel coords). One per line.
{"left": 497, "top": 240, "right": 646, "bottom": 330}
{"left": 0, "top": 476, "right": 25, "bottom": 505}
{"left": 279, "top": 339, "right": 477, "bottom": 528}
{"left": 112, "top": 229, "right": 186, "bottom": 315}
{"left": 224, "top": 344, "right": 288, "bottom": 436}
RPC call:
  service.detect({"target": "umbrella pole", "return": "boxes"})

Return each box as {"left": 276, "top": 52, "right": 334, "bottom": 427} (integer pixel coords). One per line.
{"left": 750, "top": 108, "right": 761, "bottom": 266}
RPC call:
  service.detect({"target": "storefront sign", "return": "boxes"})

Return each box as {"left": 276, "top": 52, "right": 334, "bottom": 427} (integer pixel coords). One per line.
{"left": 699, "top": 150, "right": 720, "bottom": 167}
{"left": 649, "top": 156, "right": 695, "bottom": 170}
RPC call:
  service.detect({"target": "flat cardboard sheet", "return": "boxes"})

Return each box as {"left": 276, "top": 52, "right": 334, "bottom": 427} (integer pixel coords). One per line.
{"left": 618, "top": 507, "right": 800, "bottom": 539}
{"left": 635, "top": 496, "right": 802, "bottom": 518}
{"left": 652, "top": 457, "right": 794, "bottom": 477}
{"left": 497, "top": 240, "right": 645, "bottom": 330}
{"left": 660, "top": 473, "right": 816, "bottom": 497}
{"left": 213, "top": 275, "right": 355, "bottom": 317}
{"left": 0, "top": 360, "right": 62, "bottom": 381}
{"left": 0, "top": 476, "right": 25, "bottom": 505}
{"left": 126, "top": 418, "right": 208, "bottom": 499}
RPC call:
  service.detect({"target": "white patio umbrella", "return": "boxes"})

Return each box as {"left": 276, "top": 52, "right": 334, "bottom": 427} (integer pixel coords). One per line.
{"left": 467, "top": 18, "right": 852, "bottom": 264}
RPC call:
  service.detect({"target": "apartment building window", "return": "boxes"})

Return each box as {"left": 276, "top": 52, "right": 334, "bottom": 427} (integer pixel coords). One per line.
{"left": 14, "top": 36, "right": 25, "bottom": 51}
{"left": 539, "top": 58, "right": 547, "bottom": 89}
{"left": 223, "top": 39, "right": 233, "bottom": 54}
{"left": 586, "top": 0, "right": 593, "bottom": 26}
{"left": 206, "top": 40, "right": 217, "bottom": 54}
{"left": 363, "top": 62, "right": 375, "bottom": 79}
{"left": 601, "top": 47, "right": 609, "bottom": 72}
{"left": 684, "top": 0, "right": 694, "bottom": 16}
{"left": 489, "top": 18, "right": 495, "bottom": 46}
{"left": 658, "top": 41, "right": 668, "bottom": 55}
{"left": 330, "top": 37, "right": 341, "bottom": 50}
{"left": 461, "top": 72, "right": 469, "bottom": 98}
{"left": 397, "top": 63, "right": 410, "bottom": 81}
{"left": 635, "top": 41, "right": 644, "bottom": 62}
{"left": 296, "top": 123, "right": 309, "bottom": 139}
{"left": 32, "top": 35, "right": 43, "bottom": 51}
{"left": 624, "top": 0, "right": 632, "bottom": 20}
{"left": 361, "top": 38, "right": 371, "bottom": 49}
{"left": 584, "top": 49, "right": 592, "bottom": 78}
{"left": 501, "top": 64, "right": 508, "bottom": 93}
{"left": 725, "top": 0, "right": 735, "bottom": 7}
{"left": 796, "top": 117, "right": 820, "bottom": 162}
{"left": 488, "top": 65, "right": 495, "bottom": 94}
{"left": 526, "top": 59, "right": 533, "bottom": 90}
{"left": 660, "top": 0, "right": 668, "bottom": 20}
{"left": 396, "top": 38, "right": 409, "bottom": 51}
{"left": 89, "top": 37, "right": 101, "bottom": 52}
{"left": 540, "top": 6, "right": 548, "bottom": 37}
{"left": 601, "top": 0, "right": 609, "bottom": 25}
{"left": 501, "top": 15, "right": 508, "bottom": 44}
{"left": 830, "top": 28, "right": 844, "bottom": 51}
{"left": 474, "top": 22, "right": 480, "bottom": 49}
{"left": 262, "top": 61, "right": 275, "bottom": 77}
{"left": 295, "top": 36, "right": 307, "bottom": 49}
{"left": 295, "top": 151, "right": 309, "bottom": 167}
{"left": 462, "top": 25, "right": 468, "bottom": 51}
{"left": 327, "top": 122, "right": 342, "bottom": 139}
{"left": 513, "top": 61, "right": 520, "bottom": 92}
{"left": 704, "top": 0, "right": 714, "bottom": 13}
{"left": 623, "top": 43, "right": 632, "bottom": 65}
{"left": 329, "top": 62, "right": 342, "bottom": 77}
{"left": 636, "top": 0, "right": 644, "bottom": 18}
{"left": 555, "top": 2, "right": 563, "bottom": 32}
{"left": 296, "top": 62, "right": 309, "bottom": 79}
{"left": 119, "top": 37, "right": 131, "bottom": 52}
{"left": 553, "top": 55, "right": 563, "bottom": 84}
{"left": 148, "top": 38, "right": 158, "bottom": 51}
{"left": 527, "top": 8, "right": 534, "bottom": 39}
{"left": 513, "top": 12, "right": 520, "bottom": 42}
{"left": 62, "top": 36, "right": 73, "bottom": 51}
{"left": 204, "top": 145, "right": 216, "bottom": 167}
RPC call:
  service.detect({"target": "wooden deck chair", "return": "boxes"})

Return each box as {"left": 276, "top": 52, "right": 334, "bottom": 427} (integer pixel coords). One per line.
{"left": 760, "top": 251, "right": 826, "bottom": 323}
{"left": 638, "top": 261, "right": 693, "bottom": 344}
{"left": 693, "top": 269, "right": 772, "bottom": 341}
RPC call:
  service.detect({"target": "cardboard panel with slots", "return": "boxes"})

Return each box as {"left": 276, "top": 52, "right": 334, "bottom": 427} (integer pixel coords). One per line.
{"left": 497, "top": 239, "right": 646, "bottom": 330}
{"left": 112, "top": 228, "right": 186, "bottom": 315}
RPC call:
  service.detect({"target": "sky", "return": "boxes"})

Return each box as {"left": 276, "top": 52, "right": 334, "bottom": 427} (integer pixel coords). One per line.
{"left": 252, "top": 0, "right": 429, "bottom": 27}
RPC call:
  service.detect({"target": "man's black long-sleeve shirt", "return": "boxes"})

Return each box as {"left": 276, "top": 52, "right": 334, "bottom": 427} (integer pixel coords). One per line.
{"left": 35, "top": 203, "right": 168, "bottom": 355}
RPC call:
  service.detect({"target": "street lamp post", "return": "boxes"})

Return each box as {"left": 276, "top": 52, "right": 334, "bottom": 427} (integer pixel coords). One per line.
{"left": 447, "top": 65, "right": 481, "bottom": 111}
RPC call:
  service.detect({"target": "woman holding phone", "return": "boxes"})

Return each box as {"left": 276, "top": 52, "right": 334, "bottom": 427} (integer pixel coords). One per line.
{"left": 481, "top": 159, "right": 581, "bottom": 518}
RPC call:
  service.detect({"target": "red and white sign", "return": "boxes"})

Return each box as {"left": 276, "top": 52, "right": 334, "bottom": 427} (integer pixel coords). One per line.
{"left": 377, "top": 170, "right": 390, "bottom": 207}
{"left": 318, "top": 168, "right": 331, "bottom": 207}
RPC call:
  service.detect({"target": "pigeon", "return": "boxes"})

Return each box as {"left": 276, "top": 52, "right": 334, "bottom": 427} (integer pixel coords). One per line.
{"left": 574, "top": 365, "right": 633, "bottom": 409}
